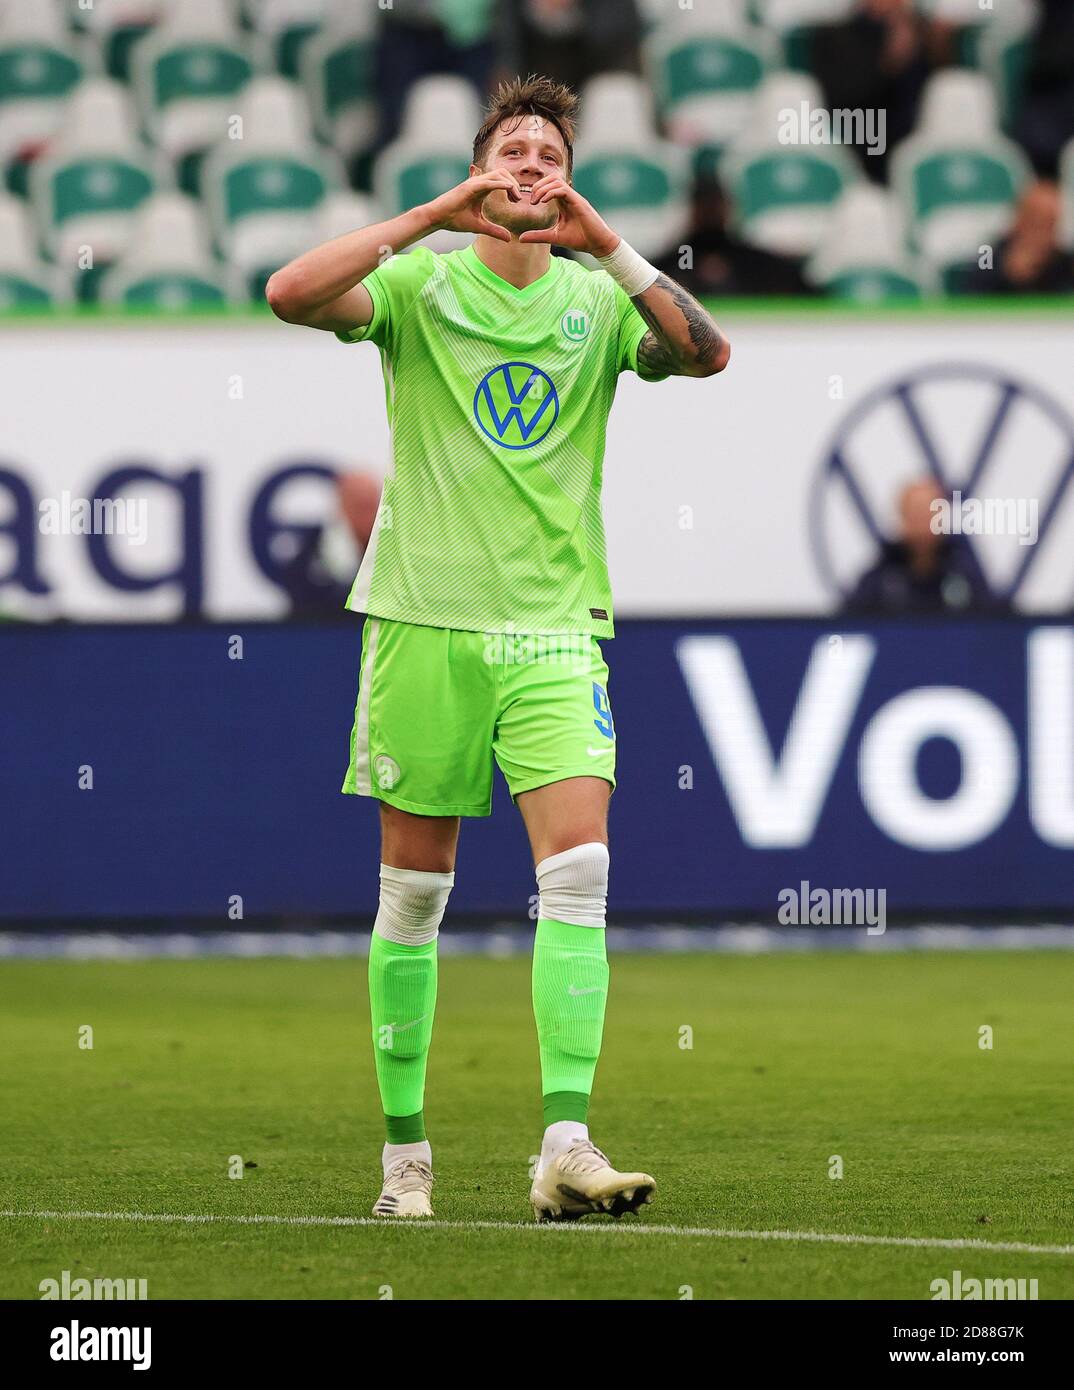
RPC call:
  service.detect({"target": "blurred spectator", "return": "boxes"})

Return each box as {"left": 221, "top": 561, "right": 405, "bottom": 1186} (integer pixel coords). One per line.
{"left": 652, "top": 177, "right": 815, "bottom": 297}
{"left": 810, "top": 0, "right": 929, "bottom": 180}
{"left": 275, "top": 471, "right": 382, "bottom": 618}
{"left": 949, "top": 179, "right": 1074, "bottom": 295}
{"left": 1014, "top": 0, "right": 1074, "bottom": 178}
{"left": 499, "top": 1, "right": 642, "bottom": 92}
{"left": 372, "top": 1, "right": 499, "bottom": 158}
{"left": 845, "top": 479, "right": 1004, "bottom": 615}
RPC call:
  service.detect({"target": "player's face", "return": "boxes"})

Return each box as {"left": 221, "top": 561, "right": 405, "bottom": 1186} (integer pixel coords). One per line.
{"left": 476, "top": 117, "right": 568, "bottom": 235}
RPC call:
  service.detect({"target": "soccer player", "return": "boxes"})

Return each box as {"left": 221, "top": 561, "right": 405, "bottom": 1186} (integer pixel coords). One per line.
{"left": 267, "top": 77, "right": 729, "bottom": 1221}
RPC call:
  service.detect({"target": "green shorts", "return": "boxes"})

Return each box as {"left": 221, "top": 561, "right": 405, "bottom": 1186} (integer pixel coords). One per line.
{"left": 342, "top": 618, "right": 616, "bottom": 817}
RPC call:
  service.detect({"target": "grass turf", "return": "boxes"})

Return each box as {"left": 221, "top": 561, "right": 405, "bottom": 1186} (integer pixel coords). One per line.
{"left": 0, "top": 950, "right": 1071, "bottom": 1300}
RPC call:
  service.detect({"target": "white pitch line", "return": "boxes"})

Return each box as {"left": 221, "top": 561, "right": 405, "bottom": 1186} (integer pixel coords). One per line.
{"left": 2, "top": 1210, "right": 1072, "bottom": 1258}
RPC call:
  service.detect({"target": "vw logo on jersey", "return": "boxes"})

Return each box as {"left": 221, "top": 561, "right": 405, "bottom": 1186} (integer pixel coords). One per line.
{"left": 473, "top": 362, "right": 559, "bottom": 449}
{"left": 810, "top": 364, "right": 1074, "bottom": 603}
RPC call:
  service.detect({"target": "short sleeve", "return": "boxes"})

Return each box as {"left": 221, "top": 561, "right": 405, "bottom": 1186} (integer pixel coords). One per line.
{"left": 336, "top": 246, "right": 439, "bottom": 351}
{"left": 613, "top": 280, "right": 669, "bottom": 382}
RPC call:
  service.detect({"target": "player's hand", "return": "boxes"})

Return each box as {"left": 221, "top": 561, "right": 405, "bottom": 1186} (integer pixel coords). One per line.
{"left": 518, "top": 177, "right": 620, "bottom": 257}
{"left": 426, "top": 171, "right": 521, "bottom": 242}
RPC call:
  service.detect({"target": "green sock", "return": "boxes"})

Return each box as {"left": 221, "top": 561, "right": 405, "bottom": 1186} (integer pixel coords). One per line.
{"left": 531, "top": 918, "right": 609, "bottom": 1125}
{"left": 368, "top": 931, "right": 437, "bottom": 1143}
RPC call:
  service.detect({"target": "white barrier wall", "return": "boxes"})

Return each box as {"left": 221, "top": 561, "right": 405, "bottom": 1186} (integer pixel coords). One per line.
{"left": 2, "top": 309, "right": 1072, "bottom": 619}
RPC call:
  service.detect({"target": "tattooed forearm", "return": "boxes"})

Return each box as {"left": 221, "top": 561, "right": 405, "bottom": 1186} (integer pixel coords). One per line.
{"left": 631, "top": 273, "right": 728, "bottom": 377}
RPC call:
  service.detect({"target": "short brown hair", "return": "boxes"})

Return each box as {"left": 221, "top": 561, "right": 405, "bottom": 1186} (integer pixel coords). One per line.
{"left": 473, "top": 75, "right": 579, "bottom": 178}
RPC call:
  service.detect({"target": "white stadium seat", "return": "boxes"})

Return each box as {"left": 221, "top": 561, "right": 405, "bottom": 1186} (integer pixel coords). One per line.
{"left": 889, "top": 70, "right": 1030, "bottom": 273}
{"left": 29, "top": 77, "right": 159, "bottom": 266}
{"left": 99, "top": 189, "right": 234, "bottom": 305}
{"left": 0, "top": 187, "right": 71, "bottom": 304}
{"left": 573, "top": 73, "right": 690, "bottom": 262}
{"left": 806, "top": 184, "right": 930, "bottom": 300}
{"left": 374, "top": 76, "right": 483, "bottom": 254}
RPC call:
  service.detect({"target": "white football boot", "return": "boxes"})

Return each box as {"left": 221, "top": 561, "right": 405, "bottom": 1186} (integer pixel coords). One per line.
{"left": 530, "top": 1140, "right": 656, "bottom": 1222}
{"left": 372, "top": 1157, "right": 434, "bottom": 1218}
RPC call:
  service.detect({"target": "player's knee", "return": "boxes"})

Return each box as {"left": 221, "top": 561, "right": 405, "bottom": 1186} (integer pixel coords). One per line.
{"left": 535, "top": 841, "right": 609, "bottom": 928}
{"left": 373, "top": 864, "right": 454, "bottom": 945}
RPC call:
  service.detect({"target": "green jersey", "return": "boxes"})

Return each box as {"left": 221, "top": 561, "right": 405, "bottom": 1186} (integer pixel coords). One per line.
{"left": 337, "top": 243, "right": 664, "bottom": 638}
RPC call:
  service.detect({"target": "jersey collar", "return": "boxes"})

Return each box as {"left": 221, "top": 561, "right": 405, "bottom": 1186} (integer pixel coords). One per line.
{"left": 463, "top": 243, "right": 562, "bottom": 300}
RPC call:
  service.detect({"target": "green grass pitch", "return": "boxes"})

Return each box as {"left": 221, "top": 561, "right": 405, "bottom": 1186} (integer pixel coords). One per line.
{"left": 1, "top": 950, "right": 1071, "bottom": 1300}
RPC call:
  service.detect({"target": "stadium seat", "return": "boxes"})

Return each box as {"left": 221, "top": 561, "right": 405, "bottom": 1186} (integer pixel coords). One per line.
{"left": 0, "top": 0, "right": 84, "bottom": 171}
{"left": 71, "top": 0, "right": 168, "bottom": 82}
{"left": 129, "top": 0, "right": 255, "bottom": 176}
{"left": 647, "top": 4, "right": 778, "bottom": 152}
{"left": 573, "top": 73, "right": 690, "bottom": 262}
{"left": 0, "top": 188, "right": 70, "bottom": 307}
{"left": 98, "top": 190, "right": 232, "bottom": 308}
{"left": 806, "top": 185, "right": 928, "bottom": 301}
{"left": 29, "top": 78, "right": 157, "bottom": 274}
{"left": 299, "top": 6, "right": 376, "bottom": 167}
{"left": 311, "top": 189, "right": 381, "bottom": 244}
{"left": 889, "top": 70, "right": 1030, "bottom": 274}
{"left": 719, "top": 73, "right": 859, "bottom": 257}
{"left": 750, "top": 0, "right": 856, "bottom": 70}
{"left": 241, "top": 0, "right": 327, "bottom": 79}
{"left": 374, "top": 76, "right": 481, "bottom": 254}
{"left": 974, "top": 0, "right": 1039, "bottom": 131}
{"left": 201, "top": 76, "right": 340, "bottom": 297}
{"left": 750, "top": 0, "right": 855, "bottom": 22}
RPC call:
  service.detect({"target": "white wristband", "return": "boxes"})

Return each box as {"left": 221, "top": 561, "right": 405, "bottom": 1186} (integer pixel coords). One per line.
{"left": 595, "top": 238, "right": 660, "bottom": 297}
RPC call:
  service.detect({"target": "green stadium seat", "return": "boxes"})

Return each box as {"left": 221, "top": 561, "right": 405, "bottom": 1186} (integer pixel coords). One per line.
{"left": 975, "top": 4, "right": 1038, "bottom": 132}
{"left": 114, "top": 270, "right": 229, "bottom": 307}
{"left": 647, "top": 6, "right": 778, "bottom": 151}
{"left": 807, "top": 186, "right": 929, "bottom": 301}
{"left": 0, "top": 0, "right": 83, "bottom": 170}
{"left": 750, "top": 0, "right": 856, "bottom": 71}
{"left": 130, "top": 0, "right": 255, "bottom": 169}
{"left": 374, "top": 76, "right": 482, "bottom": 254}
{"left": 69, "top": 0, "right": 167, "bottom": 82}
{"left": 826, "top": 268, "right": 923, "bottom": 302}
{"left": 242, "top": 0, "right": 327, "bottom": 79}
{"left": 890, "top": 71, "right": 1029, "bottom": 273}
{"left": 723, "top": 145, "right": 855, "bottom": 256}
{"left": 720, "top": 74, "right": 858, "bottom": 257}
{"left": 0, "top": 189, "right": 70, "bottom": 308}
{"left": 922, "top": 0, "right": 1036, "bottom": 113}
{"left": 573, "top": 75, "right": 689, "bottom": 261}
{"left": 29, "top": 78, "right": 157, "bottom": 269}
{"left": 299, "top": 9, "right": 376, "bottom": 167}
{"left": 201, "top": 77, "right": 339, "bottom": 283}
{"left": 99, "top": 191, "right": 233, "bottom": 309}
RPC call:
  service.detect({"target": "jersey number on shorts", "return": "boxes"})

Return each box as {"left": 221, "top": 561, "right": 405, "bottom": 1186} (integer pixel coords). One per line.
{"left": 592, "top": 683, "right": 614, "bottom": 740}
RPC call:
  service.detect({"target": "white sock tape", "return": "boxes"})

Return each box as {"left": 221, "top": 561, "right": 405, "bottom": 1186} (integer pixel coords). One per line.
{"left": 373, "top": 864, "right": 454, "bottom": 946}
{"left": 595, "top": 238, "right": 660, "bottom": 298}
{"left": 535, "top": 842, "right": 609, "bottom": 929}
